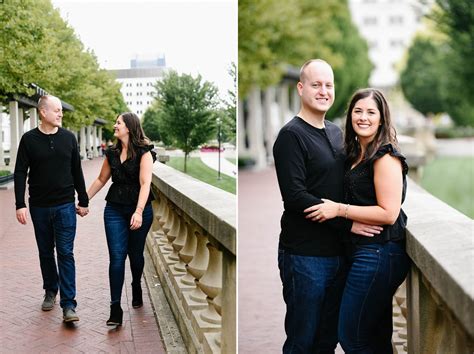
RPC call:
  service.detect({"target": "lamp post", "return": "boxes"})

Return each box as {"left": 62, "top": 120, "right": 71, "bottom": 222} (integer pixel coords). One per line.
{"left": 217, "top": 117, "right": 221, "bottom": 180}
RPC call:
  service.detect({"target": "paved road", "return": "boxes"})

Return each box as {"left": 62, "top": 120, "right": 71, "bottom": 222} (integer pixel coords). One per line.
{"left": 0, "top": 158, "right": 165, "bottom": 353}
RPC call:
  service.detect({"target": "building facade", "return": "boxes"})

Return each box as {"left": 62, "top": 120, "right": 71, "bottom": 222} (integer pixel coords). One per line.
{"left": 110, "top": 56, "right": 167, "bottom": 118}
{"left": 348, "top": 0, "right": 431, "bottom": 88}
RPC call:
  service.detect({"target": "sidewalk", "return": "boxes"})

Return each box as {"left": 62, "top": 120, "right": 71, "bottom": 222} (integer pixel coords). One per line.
{"left": 0, "top": 158, "right": 166, "bottom": 353}
{"left": 238, "top": 167, "right": 344, "bottom": 353}
{"left": 199, "top": 151, "right": 237, "bottom": 178}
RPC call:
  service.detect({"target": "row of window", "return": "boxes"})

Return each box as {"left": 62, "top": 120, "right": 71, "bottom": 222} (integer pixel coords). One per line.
{"left": 363, "top": 16, "right": 404, "bottom": 25}
{"left": 125, "top": 101, "right": 151, "bottom": 106}
{"left": 124, "top": 82, "right": 155, "bottom": 87}
{"left": 124, "top": 91, "right": 155, "bottom": 97}
{"left": 368, "top": 39, "right": 405, "bottom": 49}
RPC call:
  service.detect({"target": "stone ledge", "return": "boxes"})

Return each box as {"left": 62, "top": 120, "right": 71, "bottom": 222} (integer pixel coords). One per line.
{"left": 404, "top": 178, "right": 474, "bottom": 338}
{"left": 152, "top": 163, "right": 236, "bottom": 256}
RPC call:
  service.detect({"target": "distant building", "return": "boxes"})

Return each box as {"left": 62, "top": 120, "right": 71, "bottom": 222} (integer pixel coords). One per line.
{"left": 348, "top": 0, "right": 431, "bottom": 89}
{"left": 109, "top": 55, "right": 167, "bottom": 118}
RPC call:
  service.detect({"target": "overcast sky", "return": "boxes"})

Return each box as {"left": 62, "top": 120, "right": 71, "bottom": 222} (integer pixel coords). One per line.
{"left": 51, "top": 0, "right": 237, "bottom": 97}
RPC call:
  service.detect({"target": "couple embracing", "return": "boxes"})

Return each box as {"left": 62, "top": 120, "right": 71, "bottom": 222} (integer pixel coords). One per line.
{"left": 273, "top": 59, "right": 410, "bottom": 354}
{"left": 14, "top": 95, "right": 155, "bottom": 326}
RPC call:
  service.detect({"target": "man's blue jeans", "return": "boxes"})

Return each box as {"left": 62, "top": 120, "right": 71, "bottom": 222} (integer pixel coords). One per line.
{"left": 338, "top": 241, "right": 410, "bottom": 354}
{"left": 30, "top": 202, "right": 77, "bottom": 309}
{"left": 278, "top": 248, "right": 347, "bottom": 354}
{"left": 104, "top": 202, "right": 153, "bottom": 305}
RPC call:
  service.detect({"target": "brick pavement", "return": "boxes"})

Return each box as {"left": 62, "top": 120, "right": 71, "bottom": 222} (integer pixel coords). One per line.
{"left": 0, "top": 158, "right": 166, "bottom": 353}
{"left": 238, "top": 167, "right": 344, "bottom": 354}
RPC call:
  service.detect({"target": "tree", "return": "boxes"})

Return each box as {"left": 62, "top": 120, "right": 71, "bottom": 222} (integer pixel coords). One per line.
{"left": 238, "top": 0, "right": 371, "bottom": 119}
{"left": 142, "top": 103, "right": 173, "bottom": 146}
{"left": 221, "top": 62, "right": 237, "bottom": 143}
{"left": 400, "top": 36, "right": 447, "bottom": 116}
{"left": 154, "top": 71, "right": 219, "bottom": 172}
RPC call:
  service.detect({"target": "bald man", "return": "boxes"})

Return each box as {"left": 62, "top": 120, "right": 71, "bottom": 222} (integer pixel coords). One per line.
{"left": 14, "top": 95, "right": 89, "bottom": 323}
{"left": 273, "top": 60, "right": 381, "bottom": 353}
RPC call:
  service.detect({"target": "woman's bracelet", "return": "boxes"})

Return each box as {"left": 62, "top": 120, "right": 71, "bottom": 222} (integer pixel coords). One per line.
{"left": 344, "top": 204, "right": 350, "bottom": 219}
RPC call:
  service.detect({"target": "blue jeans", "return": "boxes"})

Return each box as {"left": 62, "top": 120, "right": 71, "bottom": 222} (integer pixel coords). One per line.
{"left": 30, "top": 202, "right": 77, "bottom": 309}
{"left": 278, "top": 248, "right": 347, "bottom": 354}
{"left": 104, "top": 202, "right": 153, "bottom": 305}
{"left": 338, "top": 241, "right": 410, "bottom": 354}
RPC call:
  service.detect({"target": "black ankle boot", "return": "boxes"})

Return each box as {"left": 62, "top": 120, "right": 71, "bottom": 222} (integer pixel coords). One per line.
{"left": 106, "top": 303, "right": 123, "bottom": 326}
{"left": 132, "top": 282, "right": 143, "bottom": 308}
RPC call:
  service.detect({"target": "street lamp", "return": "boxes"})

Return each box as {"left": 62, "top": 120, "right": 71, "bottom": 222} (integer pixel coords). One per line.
{"left": 217, "top": 117, "right": 222, "bottom": 180}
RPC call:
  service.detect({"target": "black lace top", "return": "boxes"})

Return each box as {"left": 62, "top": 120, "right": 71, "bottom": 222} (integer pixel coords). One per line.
{"left": 105, "top": 145, "right": 157, "bottom": 206}
{"left": 344, "top": 144, "right": 409, "bottom": 244}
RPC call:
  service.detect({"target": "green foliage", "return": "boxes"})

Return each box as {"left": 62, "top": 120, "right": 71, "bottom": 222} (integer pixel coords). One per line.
{"left": 154, "top": 71, "right": 219, "bottom": 172}
{"left": 167, "top": 157, "right": 236, "bottom": 194}
{"left": 0, "top": 0, "right": 127, "bottom": 128}
{"left": 400, "top": 37, "right": 447, "bottom": 115}
{"left": 220, "top": 62, "right": 237, "bottom": 143}
{"left": 238, "top": 0, "right": 371, "bottom": 118}
{"left": 0, "top": 170, "right": 12, "bottom": 177}
{"left": 402, "top": 0, "right": 474, "bottom": 126}
{"left": 421, "top": 157, "right": 474, "bottom": 218}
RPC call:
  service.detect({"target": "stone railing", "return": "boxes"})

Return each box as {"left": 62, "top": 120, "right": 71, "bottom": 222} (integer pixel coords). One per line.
{"left": 147, "top": 162, "right": 236, "bottom": 353}
{"left": 394, "top": 178, "right": 474, "bottom": 353}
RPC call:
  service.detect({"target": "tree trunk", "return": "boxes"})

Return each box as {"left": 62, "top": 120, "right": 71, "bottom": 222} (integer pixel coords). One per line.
{"left": 184, "top": 152, "right": 188, "bottom": 173}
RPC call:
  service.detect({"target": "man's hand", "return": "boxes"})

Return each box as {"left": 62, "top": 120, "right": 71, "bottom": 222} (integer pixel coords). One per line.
{"left": 16, "top": 208, "right": 28, "bottom": 225}
{"left": 351, "top": 222, "right": 383, "bottom": 237}
{"left": 76, "top": 205, "right": 89, "bottom": 217}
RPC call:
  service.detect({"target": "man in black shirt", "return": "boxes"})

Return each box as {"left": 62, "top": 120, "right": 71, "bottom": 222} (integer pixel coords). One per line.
{"left": 14, "top": 95, "right": 89, "bottom": 323}
{"left": 273, "top": 59, "right": 382, "bottom": 353}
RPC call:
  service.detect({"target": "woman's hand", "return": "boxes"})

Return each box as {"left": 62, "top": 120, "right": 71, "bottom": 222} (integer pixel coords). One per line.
{"left": 304, "top": 198, "right": 341, "bottom": 222}
{"left": 130, "top": 212, "right": 143, "bottom": 230}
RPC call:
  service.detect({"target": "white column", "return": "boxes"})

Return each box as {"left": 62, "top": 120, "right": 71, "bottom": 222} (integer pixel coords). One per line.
{"left": 86, "top": 125, "right": 92, "bottom": 158}
{"left": 9, "top": 101, "right": 20, "bottom": 166}
{"left": 80, "top": 126, "right": 86, "bottom": 160}
{"left": 29, "top": 108, "right": 38, "bottom": 130}
{"left": 0, "top": 107, "right": 4, "bottom": 166}
{"left": 291, "top": 85, "right": 300, "bottom": 113}
{"left": 278, "top": 83, "right": 291, "bottom": 126}
{"left": 92, "top": 126, "right": 98, "bottom": 157}
{"left": 247, "top": 86, "right": 266, "bottom": 169}
{"left": 238, "top": 100, "right": 248, "bottom": 156}
{"left": 262, "top": 86, "right": 276, "bottom": 163}
{"left": 18, "top": 108, "right": 24, "bottom": 137}
{"left": 98, "top": 126, "right": 103, "bottom": 145}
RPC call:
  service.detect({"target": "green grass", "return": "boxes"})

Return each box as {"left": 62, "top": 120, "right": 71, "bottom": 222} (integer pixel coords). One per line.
{"left": 166, "top": 157, "right": 236, "bottom": 194}
{"left": 226, "top": 158, "right": 237, "bottom": 165}
{"left": 421, "top": 157, "right": 474, "bottom": 218}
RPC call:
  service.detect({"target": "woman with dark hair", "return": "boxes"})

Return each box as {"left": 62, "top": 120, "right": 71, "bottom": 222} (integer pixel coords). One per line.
{"left": 87, "top": 112, "right": 156, "bottom": 326}
{"left": 304, "top": 88, "right": 411, "bottom": 353}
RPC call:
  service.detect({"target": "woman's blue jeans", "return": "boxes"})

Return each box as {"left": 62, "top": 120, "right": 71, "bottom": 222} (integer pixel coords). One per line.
{"left": 104, "top": 202, "right": 153, "bottom": 305}
{"left": 338, "top": 241, "right": 410, "bottom": 354}
{"left": 30, "top": 202, "right": 77, "bottom": 309}
{"left": 278, "top": 248, "right": 347, "bottom": 354}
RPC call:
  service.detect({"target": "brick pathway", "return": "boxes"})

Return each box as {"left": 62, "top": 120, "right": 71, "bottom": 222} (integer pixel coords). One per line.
{"left": 238, "top": 167, "right": 344, "bottom": 353}
{"left": 0, "top": 158, "right": 166, "bottom": 353}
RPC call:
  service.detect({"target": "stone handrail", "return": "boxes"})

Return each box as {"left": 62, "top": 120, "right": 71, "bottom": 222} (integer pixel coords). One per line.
{"left": 147, "top": 162, "right": 236, "bottom": 353}
{"left": 403, "top": 178, "right": 474, "bottom": 353}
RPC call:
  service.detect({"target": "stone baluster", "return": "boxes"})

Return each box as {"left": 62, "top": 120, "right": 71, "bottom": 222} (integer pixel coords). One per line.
{"left": 183, "top": 228, "right": 209, "bottom": 315}
{"left": 393, "top": 281, "right": 408, "bottom": 353}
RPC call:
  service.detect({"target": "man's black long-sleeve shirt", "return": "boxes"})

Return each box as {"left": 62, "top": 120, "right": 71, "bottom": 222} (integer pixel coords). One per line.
{"left": 14, "top": 127, "right": 89, "bottom": 209}
{"left": 273, "top": 116, "right": 352, "bottom": 256}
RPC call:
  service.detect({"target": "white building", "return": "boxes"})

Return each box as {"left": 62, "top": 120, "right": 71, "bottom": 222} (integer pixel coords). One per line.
{"left": 110, "top": 55, "right": 167, "bottom": 118}
{"left": 348, "top": 0, "right": 431, "bottom": 88}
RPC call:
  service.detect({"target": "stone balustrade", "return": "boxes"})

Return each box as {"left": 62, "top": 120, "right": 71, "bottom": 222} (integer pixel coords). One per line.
{"left": 147, "top": 162, "right": 236, "bottom": 353}
{"left": 398, "top": 178, "right": 474, "bottom": 353}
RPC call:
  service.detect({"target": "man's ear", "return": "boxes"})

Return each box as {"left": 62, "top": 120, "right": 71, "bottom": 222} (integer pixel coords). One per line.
{"left": 296, "top": 81, "right": 303, "bottom": 96}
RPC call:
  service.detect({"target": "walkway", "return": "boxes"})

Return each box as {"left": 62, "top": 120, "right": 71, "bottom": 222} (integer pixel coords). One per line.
{"left": 199, "top": 151, "right": 237, "bottom": 178}
{"left": 0, "top": 158, "right": 166, "bottom": 353}
{"left": 238, "top": 167, "right": 344, "bottom": 353}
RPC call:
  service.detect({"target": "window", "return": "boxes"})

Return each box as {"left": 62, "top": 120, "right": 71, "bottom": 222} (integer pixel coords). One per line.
{"left": 389, "top": 16, "right": 404, "bottom": 25}
{"left": 363, "top": 17, "right": 377, "bottom": 25}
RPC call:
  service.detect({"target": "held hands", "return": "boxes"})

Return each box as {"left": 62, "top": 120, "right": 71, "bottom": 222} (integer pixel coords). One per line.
{"left": 16, "top": 208, "right": 28, "bottom": 225}
{"left": 304, "top": 199, "right": 340, "bottom": 222}
{"left": 76, "top": 205, "right": 89, "bottom": 217}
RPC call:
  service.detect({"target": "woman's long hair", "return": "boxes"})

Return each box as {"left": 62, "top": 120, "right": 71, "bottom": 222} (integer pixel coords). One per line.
{"left": 344, "top": 88, "right": 398, "bottom": 166}
{"left": 112, "top": 112, "right": 150, "bottom": 161}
